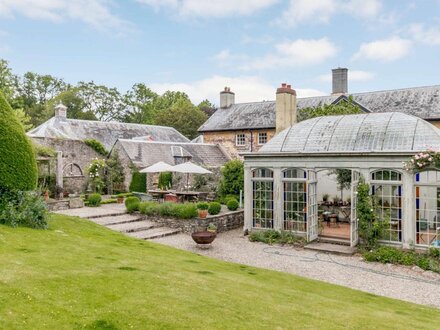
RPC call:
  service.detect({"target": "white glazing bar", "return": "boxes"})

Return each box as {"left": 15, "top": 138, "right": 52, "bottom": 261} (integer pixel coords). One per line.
{"left": 244, "top": 166, "right": 253, "bottom": 231}
{"left": 273, "top": 167, "right": 283, "bottom": 231}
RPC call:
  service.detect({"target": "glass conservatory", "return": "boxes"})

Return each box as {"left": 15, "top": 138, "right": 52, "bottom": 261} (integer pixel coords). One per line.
{"left": 243, "top": 112, "right": 440, "bottom": 248}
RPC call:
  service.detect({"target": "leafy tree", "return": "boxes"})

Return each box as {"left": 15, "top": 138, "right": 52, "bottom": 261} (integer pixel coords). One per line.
{"left": 13, "top": 108, "right": 33, "bottom": 131}
{"left": 14, "top": 72, "right": 68, "bottom": 126}
{"left": 197, "top": 99, "right": 216, "bottom": 117}
{"left": 106, "top": 150, "right": 125, "bottom": 194}
{"left": 76, "top": 81, "right": 125, "bottom": 121}
{"left": 218, "top": 160, "right": 244, "bottom": 199}
{"left": 154, "top": 98, "right": 207, "bottom": 139}
{"left": 0, "top": 91, "right": 38, "bottom": 191}
{"left": 122, "top": 83, "right": 159, "bottom": 124}
{"left": 46, "top": 89, "right": 97, "bottom": 120}
{"left": 0, "top": 59, "right": 17, "bottom": 102}
{"left": 298, "top": 96, "right": 362, "bottom": 122}
{"left": 329, "top": 169, "right": 352, "bottom": 200}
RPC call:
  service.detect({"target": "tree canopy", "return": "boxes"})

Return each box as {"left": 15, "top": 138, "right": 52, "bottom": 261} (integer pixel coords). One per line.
{"left": 298, "top": 97, "right": 363, "bottom": 122}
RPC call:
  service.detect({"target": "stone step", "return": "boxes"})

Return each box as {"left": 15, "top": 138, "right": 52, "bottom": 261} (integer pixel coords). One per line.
{"left": 90, "top": 214, "right": 144, "bottom": 226}
{"left": 304, "top": 242, "right": 356, "bottom": 255}
{"left": 128, "top": 227, "right": 181, "bottom": 240}
{"left": 86, "top": 211, "right": 127, "bottom": 220}
{"left": 318, "top": 236, "right": 351, "bottom": 246}
{"left": 107, "top": 220, "right": 158, "bottom": 233}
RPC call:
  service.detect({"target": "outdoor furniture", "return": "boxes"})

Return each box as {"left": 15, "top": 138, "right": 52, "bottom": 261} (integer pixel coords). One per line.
{"left": 164, "top": 193, "right": 178, "bottom": 203}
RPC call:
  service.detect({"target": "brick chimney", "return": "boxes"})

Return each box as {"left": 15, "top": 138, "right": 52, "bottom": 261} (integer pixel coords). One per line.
{"left": 54, "top": 102, "right": 67, "bottom": 119}
{"left": 220, "top": 87, "right": 235, "bottom": 108}
{"left": 276, "top": 83, "right": 297, "bottom": 134}
{"left": 332, "top": 67, "right": 348, "bottom": 95}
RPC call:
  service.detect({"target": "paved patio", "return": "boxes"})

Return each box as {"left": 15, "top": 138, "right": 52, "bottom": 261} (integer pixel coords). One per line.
{"left": 54, "top": 203, "right": 126, "bottom": 218}
{"left": 152, "top": 229, "right": 440, "bottom": 308}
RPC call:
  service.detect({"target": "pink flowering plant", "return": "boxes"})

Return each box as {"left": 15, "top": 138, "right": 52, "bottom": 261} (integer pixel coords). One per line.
{"left": 403, "top": 149, "right": 440, "bottom": 172}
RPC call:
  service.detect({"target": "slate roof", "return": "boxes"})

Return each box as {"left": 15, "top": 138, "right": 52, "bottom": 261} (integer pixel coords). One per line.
{"left": 198, "top": 85, "right": 440, "bottom": 132}
{"left": 259, "top": 112, "right": 440, "bottom": 154}
{"left": 28, "top": 117, "right": 189, "bottom": 150}
{"left": 114, "top": 139, "right": 230, "bottom": 168}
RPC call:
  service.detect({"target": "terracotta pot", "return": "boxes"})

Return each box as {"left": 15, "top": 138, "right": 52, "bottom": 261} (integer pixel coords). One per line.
{"left": 117, "top": 197, "right": 124, "bottom": 204}
{"left": 198, "top": 209, "right": 208, "bottom": 219}
{"left": 191, "top": 231, "right": 216, "bottom": 245}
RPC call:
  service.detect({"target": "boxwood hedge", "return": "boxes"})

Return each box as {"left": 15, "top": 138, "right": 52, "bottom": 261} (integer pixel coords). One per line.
{"left": 0, "top": 91, "right": 37, "bottom": 191}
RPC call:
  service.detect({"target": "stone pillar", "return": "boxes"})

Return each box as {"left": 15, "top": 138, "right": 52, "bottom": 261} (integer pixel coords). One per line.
{"left": 273, "top": 167, "right": 283, "bottom": 231}
{"left": 244, "top": 166, "right": 253, "bottom": 231}
{"left": 402, "top": 171, "right": 415, "bottom": 248}
{"left": 56, "top": 151, "right": 64, "bottom": 198}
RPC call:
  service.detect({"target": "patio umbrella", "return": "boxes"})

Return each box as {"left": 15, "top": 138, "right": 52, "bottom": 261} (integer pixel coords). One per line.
{"left": 172, "top": 162, "right": 212, "bottom": 191}
{"left": 140, "top": 161, "right": 175, "bottom": 173}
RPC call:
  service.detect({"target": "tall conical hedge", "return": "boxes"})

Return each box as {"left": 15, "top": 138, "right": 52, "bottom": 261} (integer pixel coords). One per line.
{"left": 0, "top": 91, "right": 37, "bottom": 191}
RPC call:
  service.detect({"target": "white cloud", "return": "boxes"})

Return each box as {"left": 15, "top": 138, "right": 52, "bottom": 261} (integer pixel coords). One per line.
{"left": 352, "top": 37, "right": 412, "bottom": 62}
{"left": 150, "top": 75, "right": 325, "bottom": 105}
{"left": 277, "top": 0, "right": 382, "bottom": 28}
{"left": 137, "top": 0, "right": 278, "bottom": 18}
{"left": 242, "top": 38, "right": 337, "bottom": 70}
{"left": 0, "top": 0, "right": 131, "bottom": 32}
{"left": 409, "top": 23, "right": 440, "bottom": 45}
{"left": 211, "top": 49, "right": 249, "bottom": 66}
{"left": 318, "top": 70, "right": 375, "bottom": 82}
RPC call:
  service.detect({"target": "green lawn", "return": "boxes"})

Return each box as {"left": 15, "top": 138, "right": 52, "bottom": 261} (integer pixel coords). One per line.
{"left": 0, "top": 215, "right": 439, "bottom": 329}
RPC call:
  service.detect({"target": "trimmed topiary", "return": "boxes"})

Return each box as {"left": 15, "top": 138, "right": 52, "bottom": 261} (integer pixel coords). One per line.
{"left": 226, "top": 198, "right": 239, "bottom": 211}
{"left": 129, "top": 172, "right": 147, "bottom": 193}
{"left": 88, "top": 193, "right": 102, "bottom": 207}
{"left": 208, "top": 202, "right": 221, "bottom": 215}
{"left": 125, "top": 196, "right": 140, "bottom": 213}
{"left": 0, "top": 91, "right": 38, "bottom": 191}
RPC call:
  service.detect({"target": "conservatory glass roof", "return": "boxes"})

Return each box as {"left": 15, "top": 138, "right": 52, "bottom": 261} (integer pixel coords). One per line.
{"left": 259, "top": 112, "right": 440, "bottom": 154}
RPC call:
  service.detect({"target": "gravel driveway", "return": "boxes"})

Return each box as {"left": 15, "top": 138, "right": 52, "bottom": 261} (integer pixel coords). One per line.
{"left": 152, "top": 229, "right": 440, "bottom": 308}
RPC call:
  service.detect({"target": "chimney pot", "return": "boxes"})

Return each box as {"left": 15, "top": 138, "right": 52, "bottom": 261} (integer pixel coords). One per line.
{"left": 282, "top": 83, "right": 287, "bottom": 88}
{"left": 220, "top": 87, "right": 235, "bottom": 108}
{"left": 287, "top": 84, "right": 291, "bottom": 89}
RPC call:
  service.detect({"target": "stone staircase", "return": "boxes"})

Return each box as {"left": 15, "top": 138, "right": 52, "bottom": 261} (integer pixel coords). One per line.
{"left": 86, "top": 211, "right": 181, "bottom": 240}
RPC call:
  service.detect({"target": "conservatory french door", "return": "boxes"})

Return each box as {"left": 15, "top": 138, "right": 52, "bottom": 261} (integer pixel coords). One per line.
{"left": 350, "top": 171, "right": 360, "bottom": 247}
{"left": 307, "top": 170, "right": 318, "bottom": 242}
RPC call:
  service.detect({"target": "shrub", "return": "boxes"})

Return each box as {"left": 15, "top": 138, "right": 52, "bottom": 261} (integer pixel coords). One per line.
{"left": 226, "top": 198, "right": 239, "bottom": 211}
{"left": 88, "top": 193, "right": 102, "bottom": 207}
{"left": 125, "top": 196, "right": 140, "bottom": 213}
{"left": 84, "top": 138, "right": 108, "bottom": 156}
{"left": 33, "top": 143, "right": 56, "bottom": 157}
{"left": 0, "top": 190, "right": 48, "bottom": 229}
{"left": 158, "top": 172, "right": 173, "bottom": 190}
{"left": 101, "top": 198, "right": 117, "bottom": 204}
{"left": 222, "top": 194, "right": 239, "bottom": 205}
{"left": 0, "top": 91, "right": 38, "bottom": 191}
{"left": 248, "top": 230, "right": 305, "bottom": 246}
{"left": 139, "top": 201, "right": 159, "bottom": 216}
{"left": 129, "top": 172, "right": 147, "bottom": 193}
{"left": 175, "top": 203, "right": 198, "bottom": 219}
{"left": 208, "top": 202, "right": 221, "bottom": 215}
{"left": 158, "top": 202, "right": 176, "bottom": 217}
{"left": 197, "top": 202, "right": 209, "bottom": 210}
{"left": 218, "top": 160, "right": 244, "bottom": 199}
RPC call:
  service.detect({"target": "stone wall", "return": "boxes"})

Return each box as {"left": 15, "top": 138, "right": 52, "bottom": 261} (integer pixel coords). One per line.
{"left": 47, "top": 197, "right": 84, "bottom": 211}
{"left": 202, "top": 129, "right": 276, "bottom": 159}
{"left": 32, "top": 137, "right": 102, "bottom": 194}
{"left": 144, "top": 210, "right": 244, "bottom": 234}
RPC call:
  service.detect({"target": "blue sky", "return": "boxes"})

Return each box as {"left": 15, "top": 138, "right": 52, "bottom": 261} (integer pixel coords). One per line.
{"left": 0, "top": 0, "right": 439, "bottom": 105}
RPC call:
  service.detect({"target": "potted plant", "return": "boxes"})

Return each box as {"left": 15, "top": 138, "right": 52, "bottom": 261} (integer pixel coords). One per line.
{"left": 207, "top": 223, "right": 217, "bottom": 233}
{"left": 197, "top": 202, "right": 209, "bottom": 219}
{"left": 333, "top": 195, "right": 341, "bottom": 205}
{"left": 43, "top": 190, "right": 49, "bottom": 202}
{"left": 322, "top": 193, "right": 330, "bottom": 205}
{"left": 117, "top": 193, "right": 125, "bottom": 204}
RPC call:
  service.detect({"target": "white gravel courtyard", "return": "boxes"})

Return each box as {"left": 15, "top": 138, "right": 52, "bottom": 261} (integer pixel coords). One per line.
{"left": 152, "top": 229, "right": 440, "bottom": 308}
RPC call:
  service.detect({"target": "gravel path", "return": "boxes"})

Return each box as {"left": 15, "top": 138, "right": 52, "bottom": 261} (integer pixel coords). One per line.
{"left": 152, "top": 229, "right": 440, "bottom": 308}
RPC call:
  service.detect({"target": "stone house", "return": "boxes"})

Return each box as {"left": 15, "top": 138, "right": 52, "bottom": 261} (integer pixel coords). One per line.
{"left": 27, "top": 104, "right": 196, "bottom": 193}
{"left": 110, "top": 139, "right": 230, "bottom": 191}
{"left": 198, "top": 68, "right": 440, "bottom": 159}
